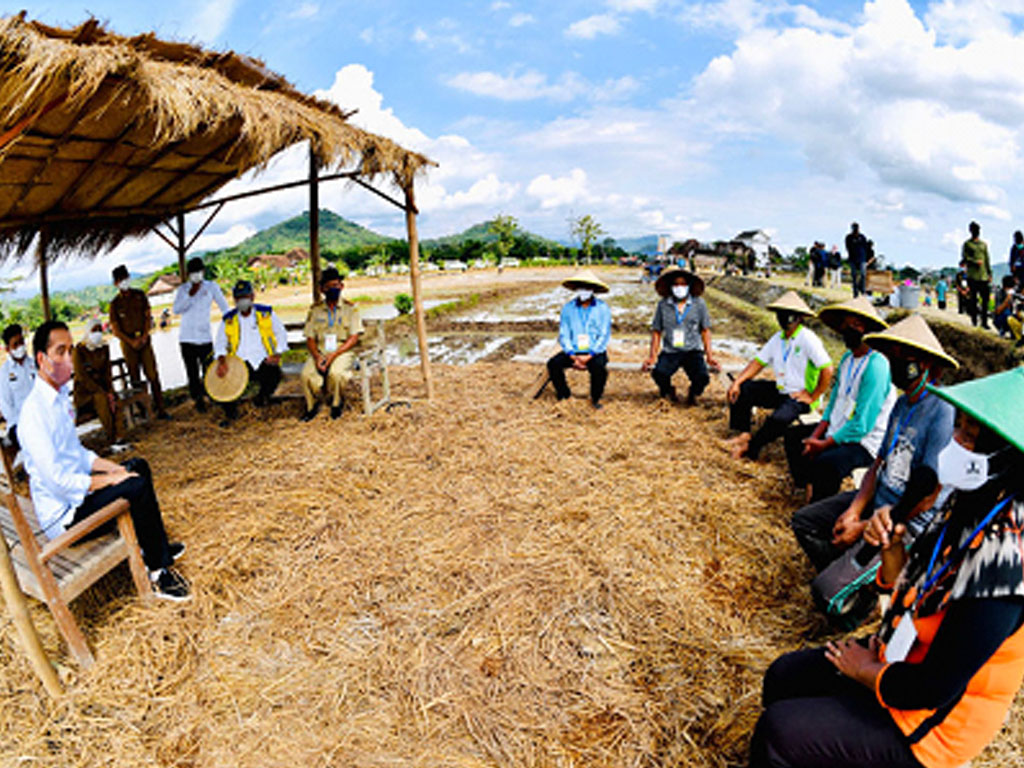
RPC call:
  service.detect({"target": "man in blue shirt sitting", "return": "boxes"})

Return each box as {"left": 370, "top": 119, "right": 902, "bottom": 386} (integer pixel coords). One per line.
{"left": 546, "top": 270, "right": 613, "bottom": 409}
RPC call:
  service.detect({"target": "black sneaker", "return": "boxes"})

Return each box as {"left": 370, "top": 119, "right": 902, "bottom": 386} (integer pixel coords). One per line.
{"left": 168, "top": 542, "right": 186, "bottom": 562}
{"left": 330, "top": 405, "right": 343, "bottom": 420}
{"left": 157, "top": 411, "right": 172, "bottom": 421}
{"left": 195, "top": 400, "right": 208, "bottom": 414}
{"left": 300, "top": 403, "right": 321, "bottom": 422}
{"left": 151, "top": 567, "right": 191, "bottom": 602}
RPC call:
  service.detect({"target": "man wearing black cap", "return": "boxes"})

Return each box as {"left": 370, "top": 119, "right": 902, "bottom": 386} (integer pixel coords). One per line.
{"left": 299, "top": 267, "right": 363, "bottom": 420}
{"left": 108, "top": 264, "right": 170, "bottom": 419}
{"left": 212, "top": 280, "right": 288, "bottom": 425}
{"left": 172, "top": 256, "right": 229, "bottom": 412}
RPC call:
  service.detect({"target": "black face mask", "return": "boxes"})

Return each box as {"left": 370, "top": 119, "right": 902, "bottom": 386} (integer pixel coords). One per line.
{"left": 775, "top": 311, "right": 793, "bottom": 329}
{"left": 324, "top": 287, "right": 341, "bottom": 303}
{"left": 840, "top": 327, "right": 863, "bottom": 350}
{"left": 890, "top": 359, "right": 922, "bottom": 390}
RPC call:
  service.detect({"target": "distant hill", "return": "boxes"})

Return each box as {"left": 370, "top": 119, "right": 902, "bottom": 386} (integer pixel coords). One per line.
{"left": 614, "top": 235, "right": 662, "bottom": 255}
{"left": 214, "top": 209, "right": 393, "bottom": 257}
{"left": 422, "top": 220, "right": 562, "bottom": 250}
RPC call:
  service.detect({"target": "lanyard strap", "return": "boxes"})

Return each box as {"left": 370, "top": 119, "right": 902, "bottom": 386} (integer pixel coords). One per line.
{"left": 674, "top": 300, "right": 691, "bottom": 326}
{"left": 781, "top": 328, "right": 799, "bottom": 366}
{"left": 326, "top": 306, "right": 336, "bottom": 328}
{"left": 883, "top": 393, "right": 927, "bottom": 459}
{"left": 918, "top": 495, "right": 1016, "bottom": 607}
{"left": 844, "top": 351, "right": 871, "bottom": 398}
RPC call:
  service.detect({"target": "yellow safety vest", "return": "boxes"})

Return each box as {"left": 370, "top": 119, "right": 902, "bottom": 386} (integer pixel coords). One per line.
{"left": 224, "top": 305, "right": 277, "bottom": 358}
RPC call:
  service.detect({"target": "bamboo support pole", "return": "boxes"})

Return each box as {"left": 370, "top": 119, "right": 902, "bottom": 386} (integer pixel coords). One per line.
{"left": 176, "top": 211, "right": 186, "bottom": 280}
{"left": 0, "top": 533, "right": 62, "bottom": 697}
{"left": 309, "top": 147, "right": 321, "bottom": 304}
{"left": 404, "top": 185, "right": 433, "bottom": 400}
{"left": 37, "top": 231, "right": 50, "bottom": 321}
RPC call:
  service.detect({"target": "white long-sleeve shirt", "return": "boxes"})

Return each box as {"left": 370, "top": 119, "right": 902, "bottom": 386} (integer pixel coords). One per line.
{"left": 0, "top": 355, "right": 35, "bottom": 427}
{"left": 19, "top": 377, "right": 98, "bottom": 537}
{"left": 172, "top": 279, "right": 229, "bottom": 344}
{"left": 213, "top": 307, "right": 289, "bottom": 369}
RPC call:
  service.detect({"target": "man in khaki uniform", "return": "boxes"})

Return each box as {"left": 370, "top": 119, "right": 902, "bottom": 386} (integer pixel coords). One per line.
{"left": 108, "top": 264, "right": 169, "bottom": 419}
{"left": 300, "top": 267, "right": 363, "bottom": 420}
{"left": 72, "top": 319, "right": 118, "bottom": 443}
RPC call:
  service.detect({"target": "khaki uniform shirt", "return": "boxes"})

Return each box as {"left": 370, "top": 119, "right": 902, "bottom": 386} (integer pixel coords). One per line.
{"left": 304, "top": 301, "right": 363, "bottom": 353}
{"left": 72, "top": 343, "right": 113, "bottom": 404}
{"left": 109, "top": 288, "right": 151, "bottom": 340}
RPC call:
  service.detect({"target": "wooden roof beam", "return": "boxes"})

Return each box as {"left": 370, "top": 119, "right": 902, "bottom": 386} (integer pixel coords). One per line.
{"left": 132, "top": 135, "right": 240, "bottom": 210}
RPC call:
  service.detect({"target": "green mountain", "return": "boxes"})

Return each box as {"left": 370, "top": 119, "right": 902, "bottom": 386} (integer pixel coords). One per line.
{"left": 422, "top": 220, "right": 561, "bottom": 250}
{"left": 216, "top": 209, "right": 393, "bottom": 257}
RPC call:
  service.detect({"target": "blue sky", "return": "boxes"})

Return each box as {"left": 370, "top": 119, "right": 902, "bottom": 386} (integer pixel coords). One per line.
{"left": 8, "top": 0, "right": 1024, "bottom": 294}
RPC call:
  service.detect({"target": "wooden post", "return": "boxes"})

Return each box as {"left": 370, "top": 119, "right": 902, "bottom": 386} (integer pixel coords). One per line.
{"left": 37, "top": 230, "right": 50, "bottom": 321}
{"left": 176, "top": 211, "right": 187, "bottom": 280}
{"left": 404, "top": 184, "right": 433, "bottom": 400}
{"left": 309, "top": 146, "right": 321, "bottom": 304}
{"left": 0, "top": 534, "right": 62, "bottom": 697}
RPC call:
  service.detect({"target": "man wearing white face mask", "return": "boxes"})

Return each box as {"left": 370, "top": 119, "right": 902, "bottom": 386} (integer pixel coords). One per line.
{"left": 643, "top": 266, "right": 719, "bottom": 405}
{"left": 108, "top": 264, "right": 170, "bottom": 419}
{"left": 72, "top": 319, "right": 118, "bottom": 443}
{"left": 546, "top": 270, "right": 612, "bottom": 408}
{"left": 213, "top": 279, "right": 288, "bottom": 426}
{"left": 173, "top": 256, "right": 229, "bottom": 413}
{"left": 0, "top": 323, "right": 36, "bottom": 451}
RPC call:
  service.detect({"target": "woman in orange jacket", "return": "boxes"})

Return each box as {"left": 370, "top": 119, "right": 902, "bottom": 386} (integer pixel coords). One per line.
{"left": 748, "top": 368, "right": 1024, "bottom": 768}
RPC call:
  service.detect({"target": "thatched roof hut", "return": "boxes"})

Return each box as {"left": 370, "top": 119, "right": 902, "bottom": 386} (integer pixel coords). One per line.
{"left": 0, "top": 13, "right": 433, "bottom": 260}
{"left": 146, "top": 272, "right": 181, "bottom": 297}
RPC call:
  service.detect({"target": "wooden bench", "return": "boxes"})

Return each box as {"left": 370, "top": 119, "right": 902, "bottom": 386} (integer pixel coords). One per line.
{"left": 0, "top": 450, "right": 151, "bottom": 668}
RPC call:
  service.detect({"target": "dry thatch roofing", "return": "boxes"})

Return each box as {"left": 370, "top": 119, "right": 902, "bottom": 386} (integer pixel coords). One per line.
{"left": 0, "top": 13, "right": 433, "bottom": 260}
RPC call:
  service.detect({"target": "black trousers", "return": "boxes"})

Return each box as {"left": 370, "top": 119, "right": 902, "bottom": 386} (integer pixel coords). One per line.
{"left": 967, "top": 278, "right": 991, "bottom": 328}
{"left": 66, "top": 458, "right": 172, "bottom": 572}
{"left": 180, "top": 342, "right": 213, "bottom": 405}
{"left": 7, "top": 424, "right": 19, "bottom": 452}
{"left": 546, "top": 351, "right": 608, "bottom": 404}
{"left": 749, "top": 646, "right": 921, "bottom": 768}
{"left": 784, "top": 423, "right": 872, "bottom": 502}
{"left": 850, "top": 263, "right": 866, "bottom": 297}
{"left": 651, "top": 349, "right": 709, "bottom": 397}
{"left": 729, "top": 380, "right": 810, "bottom": 459}
{"left": 222, "top": 361, "right": 282, "bottom": 419}
{"left": 790, "top": 490, "right": 859, "bottom": 571}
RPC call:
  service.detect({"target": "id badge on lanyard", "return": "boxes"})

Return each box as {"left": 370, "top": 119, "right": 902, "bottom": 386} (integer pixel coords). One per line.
{"left": 577, "top": 332, "right": 591, "bottom": 352}
{"left": 324, "top": 333, "right": 338, "bottom": 353}
{"left": 885, "top": 614, "right": 918, "bottom": 663}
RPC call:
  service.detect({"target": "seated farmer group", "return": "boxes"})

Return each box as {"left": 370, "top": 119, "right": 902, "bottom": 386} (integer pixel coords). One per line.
{"left": 5, "top": 262, "right": 1024, "bottom": 768}
{"left": 548, "top": 267, "right": 1024, "bottom": 768}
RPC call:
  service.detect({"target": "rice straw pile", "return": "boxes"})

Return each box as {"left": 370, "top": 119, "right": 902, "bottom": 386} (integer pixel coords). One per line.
{"left": 1, "top": 363, "right": 1021, "bottom": 767}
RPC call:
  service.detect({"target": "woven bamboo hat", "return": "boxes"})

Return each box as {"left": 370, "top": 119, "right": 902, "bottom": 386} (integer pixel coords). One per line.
{"left": 766, "top": 290, "right": 814, "bottom": 317}
{"left": 864, "top": 314, "right": 959, "bottom": 370}
{"left": 204, "top": 354, "right": 249, "bottom": 402}
{"left": 655, "top": 266, "right": 705, "bottom": 298}
{"left": 562, "top": 269, "right": 609, "bottom": 294}
{"left": 928, "top": 367, "right": 1024, "bottom": 453}
{"left": 817, "top": 295, "right": 887, "bottom": 333}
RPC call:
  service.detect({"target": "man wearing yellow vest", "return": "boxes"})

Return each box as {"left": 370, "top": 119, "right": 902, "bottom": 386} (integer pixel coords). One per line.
{"left": 212, "top": 279, "right": 288, "bottom": 426}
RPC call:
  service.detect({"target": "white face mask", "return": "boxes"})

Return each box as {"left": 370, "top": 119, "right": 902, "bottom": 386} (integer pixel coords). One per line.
{"left": 672, "top": 284, "right": 689, "bottom": 300}
{"left": 189, "top": 271, "right": 204, "bottom": 284}
{"left": 236, "top": 298, "right": 253, "bottom": 313}
{"left": 89, "top": 331, "right": 104, "bottom": 347}
{"left": 9, "top": 345, "right": 25, "bottom": 360}
{"left": 576, "top": 288, "right": 594, "bottom": 302}
{"left": 117, "top": 279, "right": 131, "bottom": 291}
{"left": 937, "top": 437, "right": 992, "bottom": 491}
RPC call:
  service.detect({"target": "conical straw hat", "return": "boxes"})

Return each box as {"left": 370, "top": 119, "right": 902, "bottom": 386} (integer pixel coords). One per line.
{"left": 562, "top": 269, "right": 609, "bottom": 294}
{"left": 864, "top": 314, "right": 959, "bottom": 370}
{"left": 654, "top": 266, "right": 705, "bottom": 298}
{"left": 928, "top": 367, "right": 1024, "bottom": 453}
{"left": 817, "top": 295, "right": 887, "bottom": 333}
{"left": 204, "top": 354, "right": 249, "bottom": 402}
{"left": 766, "top": 290, "right": 814, "bottom": 316}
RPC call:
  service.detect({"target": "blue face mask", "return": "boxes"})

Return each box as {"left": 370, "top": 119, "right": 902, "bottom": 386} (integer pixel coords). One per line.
{"left": 324, "top": 287, "right": 341, "bottom": 303}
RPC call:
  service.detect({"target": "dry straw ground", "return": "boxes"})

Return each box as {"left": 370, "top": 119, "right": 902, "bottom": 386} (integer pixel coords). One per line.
{"left": 1, "top": 363, "right": 1022, "bottom": 767}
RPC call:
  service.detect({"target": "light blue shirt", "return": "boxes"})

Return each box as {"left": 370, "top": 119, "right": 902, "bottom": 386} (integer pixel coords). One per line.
{"left": 558, "top": 297, "right": 612, "bottom": 355}
{"left": 19, "top": 377, "right": 98, "bottom": 537}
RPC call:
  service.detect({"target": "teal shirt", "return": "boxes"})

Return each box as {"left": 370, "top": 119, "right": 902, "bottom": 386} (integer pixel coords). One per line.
{"left": 822, "top": 349, "right": 892, "bottom": 445}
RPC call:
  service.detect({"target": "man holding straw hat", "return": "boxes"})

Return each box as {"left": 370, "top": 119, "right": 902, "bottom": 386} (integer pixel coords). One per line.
{"left": 212, "top": 280, "right": 288, "bottom": 426}
{"left": 784, "top": 296, "right": 895, "bottom": 503}
{"left": 727, "top": 291, "right": 834, "bottom": 461}
{"left": 792, "top": 314, "right": 958, "bottom": 573}
{"left": 642, "top": 266, "right": 719, "bottom": 405}
{"left": 546, "top": 269, "right": 612, "bottom": 408}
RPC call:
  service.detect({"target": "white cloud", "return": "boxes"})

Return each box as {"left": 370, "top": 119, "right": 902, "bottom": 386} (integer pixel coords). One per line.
{"left": 287, "top": 3, "right": 319, "bottom": 20}
{"left": 192, "top": 224, "right": 258, "bottom": 252}
{"left": 410, "top": 22, "right": 472, "bottom": 53}
{"left": 565, "top": 14, "right": 623, "bottom": 39}
{"left": 978, "top": 204, "right": 1012, "bottom": 221}
{"left": 527, "top": 169, "right": 589, "bottom": 208}
{"left": 902, "top": 216, "right": 926, "bottom": 231}
{"left": 359, "top": 27, "right": 374, "bottom": 44}
{"left": 411, "top": 27, "right": 429, "bottom": 43}
{"left": 181, "top": 0, "right": 239, "bottom": 43}
{"left": 447, "top": 70, "right": 586, "bottom": 102}
{"left": 509, "top": 13, "right": 535, "bottom": 27}
{"left": 607, "top": 0, "right": 660, "bottom": 11}
{"left": 490, "top": 0, "right": 511, "bottom": 9}
{"left": 441, "top": 174, "right": 520, "bottom": 210}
